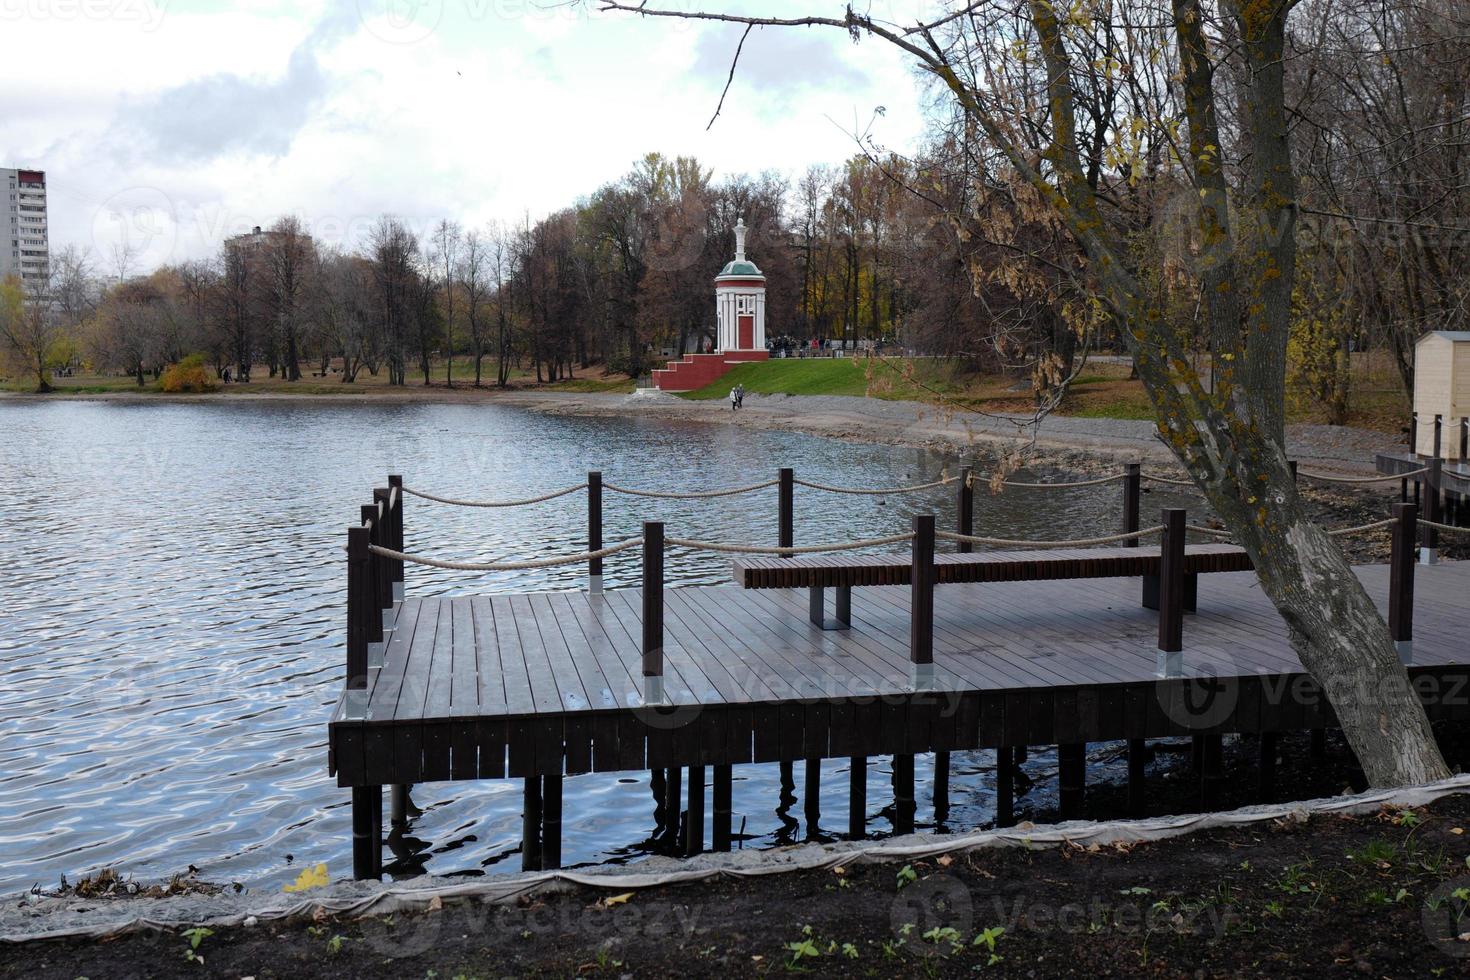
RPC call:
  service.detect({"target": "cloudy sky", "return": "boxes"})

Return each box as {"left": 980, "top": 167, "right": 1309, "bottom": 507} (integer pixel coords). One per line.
{"left": 2, "top": 0, "right": 933, "bottom": 273}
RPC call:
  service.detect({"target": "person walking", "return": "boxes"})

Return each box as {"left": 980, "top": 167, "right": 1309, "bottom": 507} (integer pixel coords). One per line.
{"left": 729, "top": 386, "right": 739, "bottom": 411}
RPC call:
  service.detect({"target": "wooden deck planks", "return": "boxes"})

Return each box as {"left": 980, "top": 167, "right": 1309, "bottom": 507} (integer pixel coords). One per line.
{"left": 334, "top": 561, "right": 1470, "bottom": 785}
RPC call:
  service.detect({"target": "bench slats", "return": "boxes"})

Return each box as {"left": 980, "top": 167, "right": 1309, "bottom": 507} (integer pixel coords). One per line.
{"left": 733, "top": 544, "right": 1252, "bottom": 590}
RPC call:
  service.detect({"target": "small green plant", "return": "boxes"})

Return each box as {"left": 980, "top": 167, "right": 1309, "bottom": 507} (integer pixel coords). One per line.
{"left": 971, "top": 926, "right": 1005, "bottom": 966}
{"left": 327, "top": 934, "right": 347, "bottom": 955}
{"left": 840, "top": 942, "right": 859, "bottom": 959}
{"left": 897, "top": 865, "right": 919, "bottom": 889}
{"left": 180, "top": 927, "right": 212, "bottom": 963}
{"left": 1393, "top": 808, "right": 1422, "bottom": 828}
{"left": 1119, "top": 885, "right": 1152, "bottom": 896}
{"left": 922, "top": 925, "right": 961, "bottom": 945}
{"left": 1346, "top": 840, "right": 1398, "bottom": 866}
{"left": 784, "top": 938, "right": 822, "bottom": 970}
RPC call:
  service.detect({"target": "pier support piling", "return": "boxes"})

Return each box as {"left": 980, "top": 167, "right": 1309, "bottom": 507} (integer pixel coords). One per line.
{"left": 1258, "top": 733, "right": 1278, "bottom": 802}
{"left": 848, "top": 757, "right": 867, "bottom": 839}
{"left": 712, "top": 764, "right": 733, "bottom": 852}
{"left": 893, "top": 754, "right": 916, "bottom": 835}
{"left": 1200, "top": 733, "right": 1224, "bottom": 810}
{"left": 933, "top": 751, "right": 950, "bottom": 825}
{"left": 1127, "top": 739, "right": 1147, "bottom": 816}
{"left": 686, "top": 765, "right": 705, "bottom": 857}
{"left": 1059, "top": 742, "right": 1086, "bottom": 819}
{"left": 521, "top": 777, "right": 542, "bottom": 872}
{"left": 351, "top": 785, "right": 382, "bottom": 881}
{"left": 803, "top": 758, "right": 821, "bottom": 837}
{"left": 995, "top": 747, "right": 1015, "bottom": 828}
{"left": 542, "top": 774, "right": 562, "bottom": 870}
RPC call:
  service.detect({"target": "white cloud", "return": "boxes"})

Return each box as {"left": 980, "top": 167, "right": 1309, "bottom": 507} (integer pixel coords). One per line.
{"left": 0, "top": 0, "right": 929, "bottom": 268}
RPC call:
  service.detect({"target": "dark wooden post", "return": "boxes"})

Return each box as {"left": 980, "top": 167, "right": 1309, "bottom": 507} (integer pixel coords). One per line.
{"left": 1157, "top": 508, "right": 1186, "bottom": 675}
{"left": 686, "top": 766, "right": 705, "bottom": 856}
{"left": 1123, "top": 463, "right": 1141, "bottom": 547}
{"left": 1287, "top": 460, "right": 1298, "bottom": 483}
{"left": 712, "top": 764, "right": 733, "bottom": 851}
{"left": 803, "top": 758, "right": 821, "bottom": 837}
{"left": 1423, "top": 458, "right": 1442, "bottom": 564}
{"left": 587, "top": 471, "right": 603, "bottom": 593}
{"left": 1059, "top": 742, "right": 1085, "bottom": 818}
{"left": 933, "top": 752, "right": 950, "bottom": 824}
{"left": 910, "top": 514, "right": 936, "bottom": 672}
{"left": 1460, "top": 418, "right": 1468, "bottom": 462}
{"left": 387, "top": 474, "right": 405, "bottom": 598}
{"left": 1410, "top": 412, "right": 1419, "bottom": 456}
{"left": 1127, "top": 739, "right": 1146, "bottom": 816}
{"left": 346, "top": 525, "right": 371, "bottom": 691}
{"left": 1200, "top": 733, "right": 1224, "bottom": 809}
{"left": 778, "top": 467, "right": 794, "bottom": 552}
{"left": 351, "top": 785, "right": 382, "bottom": 880}
{"left": 1258, "top": 732, "right": 1278, "bottom": 802}
{"left": 995, "top": 747, "right": 1015, "bottom": 827}
{"left": 957, "top": 466, "right": 974, "bottom": 554}
{"left": 893, "top": 753, "right": 915, "bottom": 835}
{"left": 1434, "top": 414, "right": 1443, "bottom": 458}
{"left": 542, "top": 774, "right": 562, "bottom": 870}
{"left": 359, "top": 506, "right": 385, "bottom": 649}
{"left": 642, "top": 522, "right": 664, "bottom": 695}
{"left": 521, "top": 777, "right": 542, "bottom": 871}
{"left": 664, "top": 766, "right": 681, "bottom": 845}
{"left": 372, "top": 491, "right": 392, "bottom": 611}
{"left": 1390, "top": 502, "right": 1418, "bottom": 664}
{"left": 848, "top": 757, "right": 866, "bottom": 839}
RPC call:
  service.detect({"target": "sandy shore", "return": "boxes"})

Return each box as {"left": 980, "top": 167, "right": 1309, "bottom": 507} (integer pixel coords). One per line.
{"left": 4, "top": 385, "right": 1404, "bottom": 474}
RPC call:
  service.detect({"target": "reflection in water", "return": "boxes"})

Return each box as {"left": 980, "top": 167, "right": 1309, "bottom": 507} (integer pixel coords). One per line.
{"left": 0, "top": 399, "right": 1199, "bottom": 893}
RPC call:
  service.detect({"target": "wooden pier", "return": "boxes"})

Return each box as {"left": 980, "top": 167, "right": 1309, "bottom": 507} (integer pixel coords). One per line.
{"left": 329, "top": 468, "right": 1470, "bottom": 880}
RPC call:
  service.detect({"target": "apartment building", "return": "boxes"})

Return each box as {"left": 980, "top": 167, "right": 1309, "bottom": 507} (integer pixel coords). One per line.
{"left": 2, "top": 168, "right": 49, "bottom": 290}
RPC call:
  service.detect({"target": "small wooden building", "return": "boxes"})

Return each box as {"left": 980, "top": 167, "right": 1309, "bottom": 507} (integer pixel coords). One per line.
{"left": 1413, "top": 331, "right": 1470, "bottom": 458}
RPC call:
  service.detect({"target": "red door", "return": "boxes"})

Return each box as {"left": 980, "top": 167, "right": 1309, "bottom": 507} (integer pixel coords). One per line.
{"left": 738, "top": 314, "right": 754, "bottom": 350}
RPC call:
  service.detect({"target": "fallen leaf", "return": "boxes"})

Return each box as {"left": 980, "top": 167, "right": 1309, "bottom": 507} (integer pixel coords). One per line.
{"left": 832, "top": 866, "right": 846, "bottom": 876}
{"left": 936, "top": 855, "right": 953, "bottom": 868}
{"left": 602, "top": 892, "right": 634, "bottom": 907}
{"left": 427, "top": 895, "right": 443, "bottom": 912}
{"left": 283, "top": 864, "right": 329, "bottom": 893}
{"left": 1452, "top": 827, "right": 1464, "bottom": 835}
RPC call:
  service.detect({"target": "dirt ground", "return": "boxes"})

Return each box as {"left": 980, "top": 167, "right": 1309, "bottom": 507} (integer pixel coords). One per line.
{"left": 8, "top": 785, "right": 1470, "bottom": 978}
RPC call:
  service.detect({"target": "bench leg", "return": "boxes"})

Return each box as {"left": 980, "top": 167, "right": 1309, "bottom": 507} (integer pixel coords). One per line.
{"left": 808, "top": 585, "right": 850, "bottom": 630}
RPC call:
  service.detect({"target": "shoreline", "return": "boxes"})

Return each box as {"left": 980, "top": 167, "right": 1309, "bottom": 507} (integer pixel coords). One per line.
{"left": 0, "top": 386, "right": 1403, "bottom": 474}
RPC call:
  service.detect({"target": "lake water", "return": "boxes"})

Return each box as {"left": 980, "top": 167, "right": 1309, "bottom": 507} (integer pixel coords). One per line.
{"left": 0, "top": 399, "right": 1198, "bottom": 894}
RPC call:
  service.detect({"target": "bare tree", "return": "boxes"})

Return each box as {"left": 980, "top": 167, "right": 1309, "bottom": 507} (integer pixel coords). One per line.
{"left": 432, "top": 220, "right": 462, "bottom": 386}
{"left": 598, "top": 0, "right": 1449, "bottom": 786}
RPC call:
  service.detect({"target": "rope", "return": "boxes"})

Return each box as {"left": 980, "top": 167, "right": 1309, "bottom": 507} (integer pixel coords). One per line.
{"left": 1296, "top": 468, "right": 1428, "bottom": 484}
{"left": 1186, "top": 524, "right": 1233, "bottom": 538}
{"left": 998, "top": 473, "right": 1127, "bottom": 489}
{"left": 1416, "top": 519, "right": 1470, "bottom": 535}
{"left": 602, "top": 479, "right": 779, "bottom": 499}
{"left": 1141, "top": 472, "right": 1194, "bottom": 486}
{"left": 664, "top": 533, "right": 916, "bottom": 555}
{"left": 366, "top": 537, "right": 642, "bottom": 571}
{"left": 388, "top": 486, "right": 399, "bottom": 510}
{"left": 794, "top": 475, "right": 956, "bottom": 495}
{"left": 935, "top": 526, "right": 1166, "bottom": 549}
{"left": 400, "top": 483, "right": 587, "bottom": 508}
{"left": 1327, "top": 518, "right": 1399, "bottom": 537}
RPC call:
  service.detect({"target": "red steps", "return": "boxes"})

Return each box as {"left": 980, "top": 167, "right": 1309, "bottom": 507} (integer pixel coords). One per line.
{"left": 651, "top": 350, "right": 768, "bottom": 392}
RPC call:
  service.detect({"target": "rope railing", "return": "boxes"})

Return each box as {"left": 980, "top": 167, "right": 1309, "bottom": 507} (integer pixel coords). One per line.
{"left": 366, "top": 537, "right": 643, "bottom": 572}
{"left": 1141, "top": 472, "right": 1194, "bottom": 486}
{"left": 1296, "top": 467, "right": 1428, "bottom": 484}
{"left": 1185, "top": 524, "right": 1232, "bottom": 538}
{"left": 995, "top": 472, "right": 1127, "bottom": 489}
{"left": 400, "top": 483, "right": 588, "bottom": 508}
{"left": 664, "top": 532, "right": 916, "bottom": 555}
{"left": 1417, "top": 519, "right": 1470, "bottom": 535}
{"left": 794, "top": 475, "right": 957, "bottom": 495}
{"left": 603, "top": 479, "right": 779, "bottom": 499}
{"left": 1327, "top": 518, "right": 1400, "bottom": 537}
{"left": 935, "top": 526, "right": 1165, "bottom": 549}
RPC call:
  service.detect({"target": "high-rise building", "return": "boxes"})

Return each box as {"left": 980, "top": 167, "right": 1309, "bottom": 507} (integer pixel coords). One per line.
{"left": 2, "top": 168, "right": 49, "bottom": 290}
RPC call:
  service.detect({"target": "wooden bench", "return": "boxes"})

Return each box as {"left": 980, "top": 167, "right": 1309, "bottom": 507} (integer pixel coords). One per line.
{"left": 732, "top": 544, "right": 1254, "bottom": 629}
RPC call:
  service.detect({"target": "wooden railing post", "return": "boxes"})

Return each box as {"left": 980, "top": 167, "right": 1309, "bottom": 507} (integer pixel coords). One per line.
{"left": 1410, "top": 412, "right": 1419, "bottom": 456}
{"left": 1423, "top": 457, "right": 1442, "bottom": 564}
{"left": 1460, "top": 418, "right": 1468, "bottom": 462}
{"left": 588, "top": 470, "right": 603, "bottom": 593}
{"left": 1434, "top": 414, "right": 1443, "bottom": 459}
{"left": 1389, "top": 502, "right": 1418, "bottom": 665}
{"left": 778, "top": 467, "right": 794, "bottom": 552}
{"left": 1123, "top": 463, "right": 1140, "bottom": 547}
{"left": 388, "top": 474, "right": 405, "bottom": 601}
{"left": 359, "top": 506, "right": 384, "bottom": 650}
{"left": 642, "top": 521, "right": 664, "bottom": 701}
{"left": 910, "top": 514, "right": 935, "bottom": 685}
{"left": 956, "top": 466, "right": 974, "bottom": 554}
{"left": 1156, "top": 508, "right": 1186, "bottom": 676}
{"left": 346, "top": 525, "right": 371, "bottom": 698}
{"left": 1287, "top": 460, "right": 1298, "bottom": 484}
{"left": 372, "top": 489, "right": 392, "bottom": 612}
